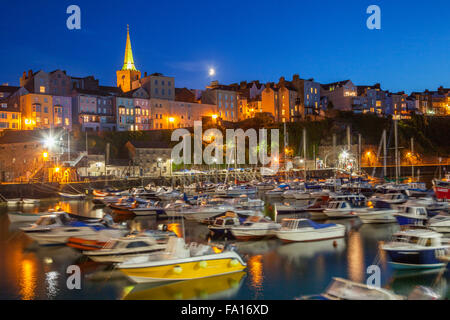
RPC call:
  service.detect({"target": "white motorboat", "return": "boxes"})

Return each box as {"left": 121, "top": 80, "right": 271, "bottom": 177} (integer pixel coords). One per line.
{"left": 216, "top": 185, "right": 257, "bottom": 197}
{"left": 83, "top": 234, "right": 170, "bottom": 263}
{"left": 275, "top": 218, "right": 345, "bottom": 242}
{"left": 323, "top": 200, "right": 366, "bottom": 218}
{"left": 7, "top": 209, "right": 66, "bottom": 223}
{"left": 427, "top": 214, "right": 450, "bottom": 233}
{"left": 356, "top": 208, "right": 398, "bottom": 223}
{"left": 275, "top": 202, "right": 308, "bottom": 214}
{"left": 233, "top": 196, "right": 264, "bottom": 209}
{"left": 6, "top": 198, "right": 40, "bottom": 206}
{"left": 371, "top": 192, "right": 408, "bottom": 205}
{"left": 282, "top": 189, "right": 302, "bottom": 199}
{"left": 230, "top": 216, "right": 281, "bottom": 240}
{"left": 301, "top": 277, "right": 404, "bottom": 300}
{"left": 208, "top": 212, "right": 243, "bottom": 236}
{"left": 21, "top": 213, "right": 123, "bottom": 245}
{"left": 293, "top": 191, "right": 313, "bottom": 200}
{"left": 58, "top": 192, "right": 86, "bottom": 200}
{"left": 265, "top": 184, "right": 290, "bottom": 197}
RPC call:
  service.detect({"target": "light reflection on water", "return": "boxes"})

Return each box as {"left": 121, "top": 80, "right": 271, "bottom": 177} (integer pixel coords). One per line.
{"left": 0, "top": 197, "right": 448, "bottom": 300}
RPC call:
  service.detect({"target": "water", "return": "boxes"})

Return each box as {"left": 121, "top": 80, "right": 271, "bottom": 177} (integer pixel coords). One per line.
{"left": 0, "top": 197, "right": 448, "bottom": 300}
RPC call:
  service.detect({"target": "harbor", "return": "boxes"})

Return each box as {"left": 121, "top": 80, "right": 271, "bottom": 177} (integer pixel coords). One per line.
{"left": 0, "top": 173, "right": 448, "bottom": 300}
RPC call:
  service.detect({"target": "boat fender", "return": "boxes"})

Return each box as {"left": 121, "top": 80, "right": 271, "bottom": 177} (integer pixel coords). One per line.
{"left": 199, "top": 261, "right": 208, "bottom": 268}
{"left": 229, "top": 259, "right": 239, "bottom": 267}
{"left": 173, "top": 266, "right": 182, "bottom": 274}
{"left": 333, "top": 240, "right": 338, "bottom": 247}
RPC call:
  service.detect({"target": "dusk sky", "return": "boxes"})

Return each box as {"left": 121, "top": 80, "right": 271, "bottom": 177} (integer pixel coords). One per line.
{"left": 0, "top": 0, "right": 449, "bottom": 93}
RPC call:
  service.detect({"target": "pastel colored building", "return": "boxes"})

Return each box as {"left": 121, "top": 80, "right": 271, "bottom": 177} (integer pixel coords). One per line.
{"left": 116, "top": 96, "right": 135, "bottom": 131}
{"left": 52, "top": 95, "right": 72, "bottom": 130}
{"left": 0, "top": 99, "right": 21, "bottom": 131}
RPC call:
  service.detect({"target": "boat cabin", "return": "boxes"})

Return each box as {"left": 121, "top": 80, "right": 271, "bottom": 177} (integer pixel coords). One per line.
{"left": 280, "top": 218, "right": 335, "bottom": 230}
{"left": 390, "top": 230, "right": 444, "bottom": 248}
{"left": 326, "top": 201, "right": 355, "bottom": 210}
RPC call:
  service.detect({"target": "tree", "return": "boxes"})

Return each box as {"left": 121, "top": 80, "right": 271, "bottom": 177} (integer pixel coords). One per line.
{"left": 327, "top": 101, "right": 334, "bottom": 110}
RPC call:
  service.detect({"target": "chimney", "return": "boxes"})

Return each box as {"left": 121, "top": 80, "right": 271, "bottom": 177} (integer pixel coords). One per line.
{"left": 144, "top": 72, "right": 147, "bottom": 77}
{"left": 279, "top": 77, "right": 285, "bottom": 84}
{"left": 28, "top": 70, "right": 33, "bottom": 78}
{"left": 22, "top": 71, "right": 27, "bottom": 80}
{"left": 293, "top": 74, "right": 300, "bottom": 81}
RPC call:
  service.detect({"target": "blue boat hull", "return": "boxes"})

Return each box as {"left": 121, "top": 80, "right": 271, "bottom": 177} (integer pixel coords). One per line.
{"left": 385, "top": 248, "right": 446, "bottom": 269}
{"left": 394, "top": 215, "right": 426, "bottom": 226}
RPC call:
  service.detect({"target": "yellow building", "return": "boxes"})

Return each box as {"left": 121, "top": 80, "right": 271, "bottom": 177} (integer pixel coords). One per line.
{"left": 0, "top": 100, "right": 21, "bottom": 131}
{"left": 19, "top": 93, "right": 53, "bottom": 129}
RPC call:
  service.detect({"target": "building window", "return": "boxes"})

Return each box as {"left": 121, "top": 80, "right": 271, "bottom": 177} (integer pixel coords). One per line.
{"left": 40, "top": 86, "right": 46, "bottom": 93}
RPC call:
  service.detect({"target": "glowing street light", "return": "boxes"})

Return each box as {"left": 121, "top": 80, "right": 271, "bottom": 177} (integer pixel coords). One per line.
{"left": 43, "top": 152, "right": 48, "bottom": 160}
{"left": 44, "top": 136, "right": 56, "bottom": 149}
{"left": 211, "top": 114, "right": 218, "bottom": 120}
{"left": 168, "top": 117, "right": 175, "bottom": 123}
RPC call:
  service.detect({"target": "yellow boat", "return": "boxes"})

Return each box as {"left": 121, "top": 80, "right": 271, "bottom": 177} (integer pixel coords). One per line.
{"left": 117, "top": 237, "right": 247, "bottom": 283}
{"left": 123, "top": 271, "right": 246, "bottom": 300}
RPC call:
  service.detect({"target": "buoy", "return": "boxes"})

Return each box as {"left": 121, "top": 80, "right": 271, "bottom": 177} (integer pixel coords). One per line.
{"left": 333, "top": 240, "right": 338, "bottom": 247}
{"left": 229, "top": 259, "right": 239, "bottom": 267}
{"left": 199, "top": 260, "right": 208, "bottom": 268}
{"left": 173, "top": 266, "right": 182, "bottom": 274}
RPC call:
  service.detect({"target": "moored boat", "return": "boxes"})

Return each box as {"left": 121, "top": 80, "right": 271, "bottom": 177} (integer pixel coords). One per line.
{"left": 230, "top": 215, "right": 280, "bottom": 240}
{"left": 58, "top": 192, "right": 86, "bottom": 200}
{"left": 381, "top": 229, "right": 450, "bottom": 269}
{"left": 275, "top": 218, "right": 345, "bottom": 242}
{"left": 117, "top": 237, "right": 247, "bottom": 283}
{"left": 83, "top": 233, "right": 171, "bottom": 262}
{"left": 300, "top": 277, "right": 404, "bottom": 300}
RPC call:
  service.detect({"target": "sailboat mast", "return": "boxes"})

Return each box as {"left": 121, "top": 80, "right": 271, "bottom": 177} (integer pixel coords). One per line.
{"left": 394, "top": 119, "right": 398, "bottom": 184}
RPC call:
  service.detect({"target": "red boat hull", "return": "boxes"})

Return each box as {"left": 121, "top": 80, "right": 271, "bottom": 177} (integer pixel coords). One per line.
{"left": 433, "top": 186, "right": 450, "bottom": 200}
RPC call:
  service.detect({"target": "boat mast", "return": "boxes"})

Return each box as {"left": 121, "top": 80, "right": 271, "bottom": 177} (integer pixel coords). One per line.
{"left": 303, "top": 127, "right": 307, "bottom": 182}
{"left": 383, "top": 129, "right": 387, "bottom": 178}
{"left": 284, "top": 122, "right": 288, "bottom": 182}
{"left": 394, "top": 119, "right": 398, "bottom": 184}
{"left": 411, "top": 137, "right": 414, "bottom": 182}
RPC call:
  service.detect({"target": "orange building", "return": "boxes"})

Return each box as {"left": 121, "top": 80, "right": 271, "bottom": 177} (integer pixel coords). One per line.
{"left": 19, "top": 93, "right": 53, "bottom": 129}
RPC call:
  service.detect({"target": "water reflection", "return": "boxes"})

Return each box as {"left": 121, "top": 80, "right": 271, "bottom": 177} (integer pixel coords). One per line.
{"left": 248, "top": 255, "right": 264, "bottom": 298}
{"left": 122, "top": 272, "right": 246, "bottom": 300}
{"left": 19, "top": 259, "right": 37, "bottom": 300}
{"left": 45, "top": 271, "right": 59, "bottom": 299}
{"left": 347, "top": 230, "right": 365, "bottom": 283}
{"left": 1, "top": 197, "right": 445, "bottom": 300}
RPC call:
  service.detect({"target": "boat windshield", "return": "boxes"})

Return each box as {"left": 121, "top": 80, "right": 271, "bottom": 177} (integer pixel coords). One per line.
{"left": 35, "top": 216, "right": 57, "bottom": 226}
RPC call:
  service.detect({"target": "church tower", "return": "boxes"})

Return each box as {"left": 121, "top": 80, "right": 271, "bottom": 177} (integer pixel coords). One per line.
{"left": 116, "top": 25, "right": 141, "bottom": 92}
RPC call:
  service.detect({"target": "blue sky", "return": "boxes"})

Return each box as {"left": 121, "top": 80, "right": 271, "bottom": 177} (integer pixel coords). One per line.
{"left": 0, "top": 0, "right": 449, "bottom": 93}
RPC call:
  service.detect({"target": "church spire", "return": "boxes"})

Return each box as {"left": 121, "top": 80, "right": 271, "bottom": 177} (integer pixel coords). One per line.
{"left": 122, "top": 24, "right": 138, "bottom": 71}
